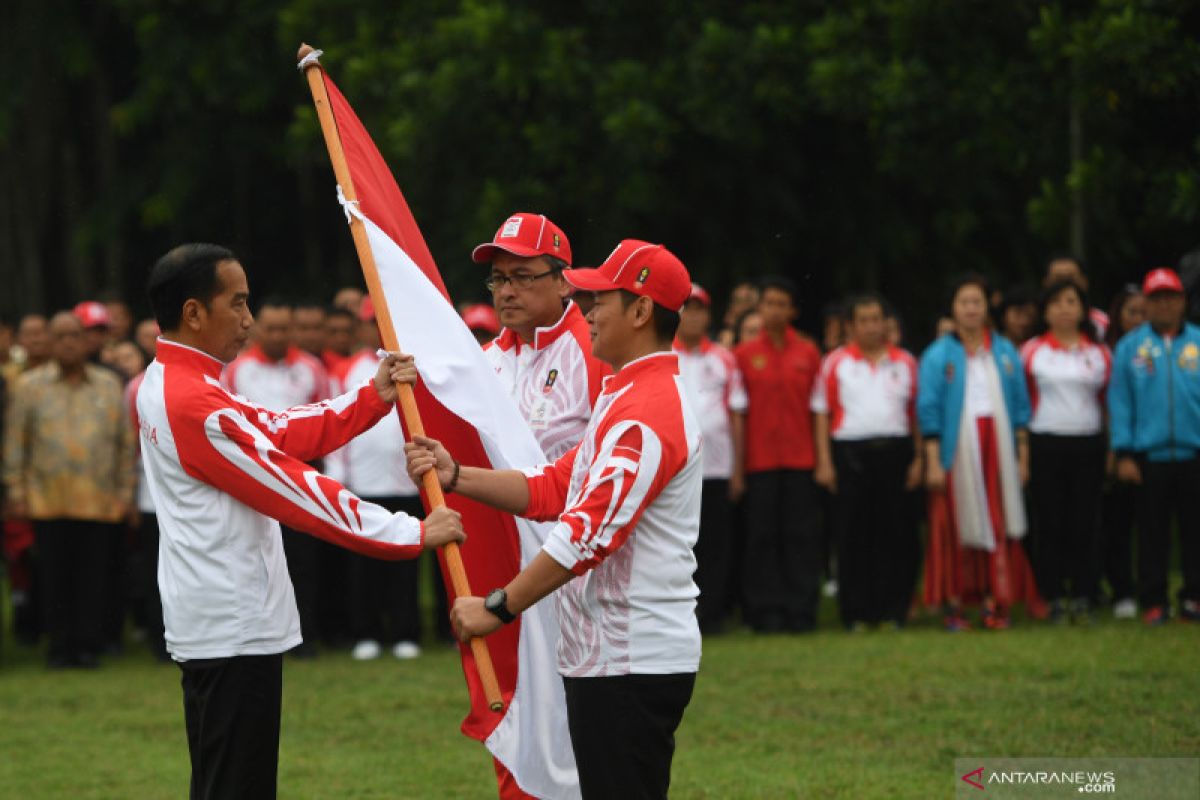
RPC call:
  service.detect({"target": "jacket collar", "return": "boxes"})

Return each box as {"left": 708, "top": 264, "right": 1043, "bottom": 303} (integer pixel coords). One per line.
{"left": 672, "top": 335, "right": 714, "bottom": 354}
{"left": 602, "top": 351, "right": 678, "bottom": 395}
{"left": 155, "top": 338, "right": 225, "bottom": 380}
{"left": 496, "top": 301, "right": 582, "bottom": 353}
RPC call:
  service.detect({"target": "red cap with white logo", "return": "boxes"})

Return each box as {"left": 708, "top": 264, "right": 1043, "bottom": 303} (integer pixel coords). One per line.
{"left": 688, "top": 283, "right": 712, "bottom": 307}
{"left": 471, "top": 212, "right": 572, "bottom": 266}
{"left": 564, "top": 240, "right": 692, "bottom": 312}
{"left": 73, "top": 301, "right": 111, "bottom": 329}
{"left": 1142, "top": 267, "right": 1184, "bottom": 295}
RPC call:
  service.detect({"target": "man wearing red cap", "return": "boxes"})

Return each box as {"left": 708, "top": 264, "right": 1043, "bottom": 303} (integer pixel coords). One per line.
{"left": 1109, "top": 267, "right": 1200, "bottom": 624}
{"left": 408, "top": 240, "right": 701, "bottom": 799}
{"left": 673, "top": 282, "right": 747, "bottom": 633}
{"left": 472, "top": 212, "right": 610, "bottom": 461}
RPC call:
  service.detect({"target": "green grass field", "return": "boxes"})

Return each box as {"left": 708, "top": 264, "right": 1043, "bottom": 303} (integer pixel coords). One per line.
{"left": 1, "top": 597, "right": 1197, "bottom": 799}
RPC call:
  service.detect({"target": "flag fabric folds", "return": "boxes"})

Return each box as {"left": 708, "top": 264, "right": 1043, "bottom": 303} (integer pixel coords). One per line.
{"left": 320, "top": 73, "right": 579, "bottom": 799}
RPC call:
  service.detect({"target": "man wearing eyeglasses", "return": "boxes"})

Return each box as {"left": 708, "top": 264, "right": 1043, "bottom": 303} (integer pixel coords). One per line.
{"left": 473, "top": 212, "right": 610, "bottom": 461}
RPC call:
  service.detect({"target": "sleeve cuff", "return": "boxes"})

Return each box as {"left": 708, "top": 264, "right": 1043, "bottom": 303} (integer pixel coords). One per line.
{"left": 542, "top": 524, "right": 583, "bottom": 572}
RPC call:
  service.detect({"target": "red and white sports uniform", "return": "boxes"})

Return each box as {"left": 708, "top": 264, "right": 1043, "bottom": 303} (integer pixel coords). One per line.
{"left": 333, "top": 349, "right": 418, "bottom": 498}
{"left": 222, "top": 344, "right": 329, "bottom": 411}
{"left": 673, "top": 337, "right": 747, "bottom": 478}
{"left": 136, "top": 340, "right": 425, "bottom": 661}
{"left": 810, "top": 344, "right": 917, "bottom": 440}
{"left": 1020, "top": 333, "right": 1111, "bottom": 436}
{"left": 520, "top": 352, "right": 702, "bottom": 678}
{"left": 484, "top": 302, "right": 610, "bottom": 460}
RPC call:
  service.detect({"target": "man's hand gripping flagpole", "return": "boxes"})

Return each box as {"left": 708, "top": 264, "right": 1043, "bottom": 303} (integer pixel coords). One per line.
{"left": 296, "top": 42, "right": 504, "bottom": 712}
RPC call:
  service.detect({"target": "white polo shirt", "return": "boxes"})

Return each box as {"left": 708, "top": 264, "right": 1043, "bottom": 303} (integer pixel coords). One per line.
{"left": 483, "top": 302, "right": 610, "bottom": 460}
{"left": 674, "top": 337, "right": 747, "bottom": 478}
{"left": 1021, "top": 333, "right": 1111, "bottom": 436}
{"left": 810, "top": 343, "right": 917, "bottom": 440}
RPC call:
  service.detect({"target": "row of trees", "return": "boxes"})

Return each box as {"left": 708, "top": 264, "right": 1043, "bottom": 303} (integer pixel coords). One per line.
{"left": 3, "top": 0, "right": 1198, "bottom": 334}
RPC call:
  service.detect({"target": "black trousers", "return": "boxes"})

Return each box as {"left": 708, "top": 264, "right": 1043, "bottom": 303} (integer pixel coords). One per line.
{"left": 140, "top": 512, "right": 167, "bottom": 658}
{"left": 1101, "top": 479, "right": 1137, "bottom": 601}
{"left": 33, "top": 519, "right": 110, "bottom": 663}
{"left": 315, "top": 539, "right": 353, "bottom": 646}
{"left": 1135, "top": 456, "right": 1200, "bottom": 608}
{"left": 742, "top": 469, "right": 821, "bottom": 630}
{"left": 348, "top": 495, "right": 422, "bottom": 643}
{"left": 694, "top": 478, "right": 732, "bottom": 631}
{"left": 563, "top": 673, "right": 696, "bottom": 800}
{"left": 832, "top": 437, "right": 916, "bottom": 626}
{"left": 1029, "top": 434, "right": 1106, "bottom": 602}
{"left": 281, "top": 525, "right": 320, "bottom": 649}
{"left": 180, "top": 653, "right": 283, "bottom": 800}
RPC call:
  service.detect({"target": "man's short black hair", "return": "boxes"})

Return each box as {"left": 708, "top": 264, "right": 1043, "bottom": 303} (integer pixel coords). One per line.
{"left": 256, "top": 295, "right": 292, "bottom": 314}
{"left": 147, "top": 243, "right": 236, "bottom": 331}
{"left": 293, "top": 300, "right": 326, "bottom": 314}
{"left": 543, "top": 255, "right": 569, "bottom": 273}
{"left": 759, "top": 275, "right": 799, "bottom": 307}
{"left": 326, "top": 306, "right": 356, "bottom": 324}
{"left": 843, "top": 293, "right": 887, "bottom": 322}
{"left": 618, "top": 290, "right": 680, "bottom": 344}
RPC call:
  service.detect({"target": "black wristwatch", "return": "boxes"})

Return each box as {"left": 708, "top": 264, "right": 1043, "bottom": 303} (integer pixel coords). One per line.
{"left": 484, "top": 588, "right": 517, "bottom": 624}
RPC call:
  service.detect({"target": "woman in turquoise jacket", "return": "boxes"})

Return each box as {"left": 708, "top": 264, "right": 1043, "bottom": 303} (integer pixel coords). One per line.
{"left": 917, "top": 275, "right": 1042, "bottom": 630}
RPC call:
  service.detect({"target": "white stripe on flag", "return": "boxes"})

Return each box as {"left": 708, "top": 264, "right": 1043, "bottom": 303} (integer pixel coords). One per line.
{"left": 360, "top": 216, "right": 581, "bottom": 800}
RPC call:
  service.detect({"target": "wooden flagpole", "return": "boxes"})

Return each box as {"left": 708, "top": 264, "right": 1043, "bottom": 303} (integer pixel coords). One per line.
{"left": 297, "top": 43, "right": 504, "bottom": 712}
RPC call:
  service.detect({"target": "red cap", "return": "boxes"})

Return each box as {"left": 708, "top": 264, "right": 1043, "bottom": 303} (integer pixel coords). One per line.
{"left": 358, "top": 295, "right": 376, "bottom": 322}
{"left": 688, "top": 283, "right": 712, "bottom": 307}
{"left": 471, "top": 212, "right": 572, "bottom": 266}
{"left": 1142, "top": 267, "right": 1184, "bottom": 295}
{"left": 462, "top": 303, "right": 500, "bottom": 335}
{"left": 564, "top": 240, "right": 692, "bottom": 312}
{"left": 73, "top": 301, "right": 111, "bottom": 329}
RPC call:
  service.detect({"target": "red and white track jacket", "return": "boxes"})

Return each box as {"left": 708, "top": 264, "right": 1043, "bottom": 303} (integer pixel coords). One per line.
{"left": 1021, "top": 333, "right": 1111, "bottom": 436}
{"left": 484, "top": 302, "right": 610, "bottom": 460}
{"left": 522, "top": 352, "right": 702, "bottom": 678}
{"left": 674, "top": 337, "right": 747, "bottom": 479}
{"left": 810, "top": 343, "right": 918, "bottom": 440}
{"left": 137, "top": 339, "right": 424, "bottom": 661}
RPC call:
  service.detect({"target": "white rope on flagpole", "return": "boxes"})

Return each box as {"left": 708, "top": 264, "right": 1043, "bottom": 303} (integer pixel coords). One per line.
{"left": 296, "top": 49, "right": 324, "bottom": 70}
{"left": 336, "top": 184, "right": 364, "bottom": 224}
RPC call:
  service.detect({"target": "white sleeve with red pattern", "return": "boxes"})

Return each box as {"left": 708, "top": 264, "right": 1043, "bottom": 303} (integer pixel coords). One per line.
{"left": 180, "top": 401, "right": 423, "bottom": 560}
{"left": 541, "top": 420, "right": 668, "bottom": 575}
{"left": 220, "top": 376, "right": 391, "bottom": 464}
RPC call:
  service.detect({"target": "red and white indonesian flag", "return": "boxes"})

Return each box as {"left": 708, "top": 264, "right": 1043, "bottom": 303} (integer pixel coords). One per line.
{"left": 320, "top": 73, "right": 579, "bottom": 798}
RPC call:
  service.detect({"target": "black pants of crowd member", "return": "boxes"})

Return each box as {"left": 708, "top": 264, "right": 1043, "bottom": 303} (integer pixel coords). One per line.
{"left": 743, "top": 469, "right": 821, "bottom": 631}
{"left": 104, "top": 522, "right": 127, "bottom": 651}
{"left": 694, "top": 478, "right": 732, "bottom": 632}
{"left": 832, "top": 437, "right": 916, "bottom": 627}
{"left": 1101, "top": 479, "right": 1137, "bottom": 602}
{"left": 281, "top": 526, "right": 320, "bottom": 654}
{"left": 1029, "top": 434, "right": 1106, "bottom": 603}
{"left": 315, "top": 540, "right": 353, "bottom": 646}
{"left": 180, "top": 653, "right": 282, "bottom": 800}
{"left": 140, "top": 512, "right": 167, "bottom": 659}
{"left": 563, "top": 672, "right": 695, "bottom": 800}
{"left": 349, "top": 495, "right": 422, "bottom": 644}
{"left": 33, "top": 519, "right": 111, "bottom": 665}
{"left": 1136, "top": 456, "right": 1200, "bottom": 609}
{"left": 428, "top": 552, "right": 453, "bottom": 642}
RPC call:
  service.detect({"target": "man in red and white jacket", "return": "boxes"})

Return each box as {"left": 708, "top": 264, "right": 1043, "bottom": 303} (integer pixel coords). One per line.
{"left": 138, "top": 244, "right": 463, "bottom": 800}
{"left": 411, "top": 240, "right": 701, "bottom": 800}
{"left": 473, "top": 212, "right": 610, "bottom": 461}
{"left": 222, "top": 297, "right": 331, "bottom": 657}
{"left": 673, "top": 282, "right": 747, "bottom": 633}
{"left": 812, "top": 294, "right": 922, "bottom": 630}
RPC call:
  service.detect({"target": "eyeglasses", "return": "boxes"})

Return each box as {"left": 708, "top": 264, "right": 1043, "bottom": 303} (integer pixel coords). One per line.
{"left": 485, "top": 269, "right": 557, "bottom": 292}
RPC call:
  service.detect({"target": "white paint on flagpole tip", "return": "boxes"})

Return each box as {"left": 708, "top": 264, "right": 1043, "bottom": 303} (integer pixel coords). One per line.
{"left": 296, "top": 49, "right": 324, "bottom": 69}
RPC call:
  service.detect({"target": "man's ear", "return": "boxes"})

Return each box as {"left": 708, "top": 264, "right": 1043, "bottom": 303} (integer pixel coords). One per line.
{"left": 181, "top": 298, "right": 204, "bottom": 332}
{"left": 554, "top": 272, "right": 572, "bottom": 300}
{"left": 632, "top": 295, "right": 654, "bottom": 330}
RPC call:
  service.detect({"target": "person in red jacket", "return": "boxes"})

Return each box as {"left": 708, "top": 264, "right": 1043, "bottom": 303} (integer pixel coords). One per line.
{"left": 734, "top": 276, "right": 823, "bottom": 632}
